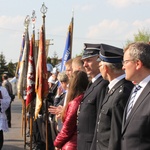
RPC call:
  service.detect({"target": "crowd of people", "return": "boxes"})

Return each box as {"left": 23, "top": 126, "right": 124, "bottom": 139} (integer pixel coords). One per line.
{"left": 1, "top": 41, "right": 150, "bottom": 150}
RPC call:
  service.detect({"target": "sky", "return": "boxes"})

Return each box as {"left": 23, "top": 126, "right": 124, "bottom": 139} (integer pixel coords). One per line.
{"left": 0, "top": 0, "right": 150, "bottom": 63}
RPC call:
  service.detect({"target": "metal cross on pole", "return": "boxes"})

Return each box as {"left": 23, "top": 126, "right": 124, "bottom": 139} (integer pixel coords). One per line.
{"left": 24, "top": 15, "right": 30, "bottom": 30}
{"left": 31, "top": 10, "right": 36, "bottom": 32}
{"left": 40, "top": 2, "right": 48, "bottom": 31}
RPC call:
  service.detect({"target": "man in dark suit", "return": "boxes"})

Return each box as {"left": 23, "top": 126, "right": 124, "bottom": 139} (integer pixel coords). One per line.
{"left": 121, "top": 42, "right": 150, "bottom": 150}
{"left": 92, "top": 44, "right": 134, "bottom": 150}
{"left": 77, "top": 43, "right": 108, "bottom": 150}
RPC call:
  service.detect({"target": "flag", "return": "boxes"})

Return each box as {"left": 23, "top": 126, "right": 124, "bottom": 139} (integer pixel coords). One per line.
{"left": 34, "top": 39, "right": 39, "bottom": 68}
{"left": 17, "top": 28, "right": 30, "bottom": 101}
{"left": 60, "top": 17, "right": 74, "bottom": 72}
{"left": 15, "top": 33, "right": 25, "bottom": 78}
{"left": 26, "top": 34, "right": 36, "bottom": 108}
{"left": 35, "top": 26, "right": 49, "bottom": 119}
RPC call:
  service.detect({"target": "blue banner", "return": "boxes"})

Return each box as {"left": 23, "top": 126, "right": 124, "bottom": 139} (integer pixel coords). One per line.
{"left": 60, "top": 31, "right": 71, "bottom": 72}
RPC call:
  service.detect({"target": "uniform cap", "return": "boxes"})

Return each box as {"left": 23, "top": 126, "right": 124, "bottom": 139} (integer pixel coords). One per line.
{"left": 97, "top": 43, "right": 123, "bottom": 63}
{"left": 82, "top": 43, "right": 100, "bottom": 60}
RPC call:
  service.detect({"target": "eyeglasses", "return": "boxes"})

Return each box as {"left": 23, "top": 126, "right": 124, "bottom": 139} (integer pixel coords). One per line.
{"left": 122, "top": 59, "right": 134, "bottom": 65}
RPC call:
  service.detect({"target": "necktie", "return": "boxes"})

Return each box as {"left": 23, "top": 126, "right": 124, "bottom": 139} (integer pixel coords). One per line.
{"left": 126, "top": 85, "right": 141, "bottom": 119}
{"left": 87, "top": 81, "right": 92, "bottom": 89}
{"left": 105, "top": 87, "right": 109, "bottom": 95}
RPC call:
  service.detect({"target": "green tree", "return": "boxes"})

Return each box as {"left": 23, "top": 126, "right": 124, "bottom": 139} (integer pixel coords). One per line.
{"left": 51, "top": 51, "right": 59, "bottom": 66}
{"left": 134, "top": 29, "right": 150, "bottom": 42}
{"left": 126, "top": 29, "right": 150, "bottom": 46}
{"left": 7, "top": 61, "right": 16, "bottom": 77}
{"left": 0, "top": 52, "right": 7, "bottom": 77}
{"left": 47, "top": 57, "right": 51, "bottom": 63}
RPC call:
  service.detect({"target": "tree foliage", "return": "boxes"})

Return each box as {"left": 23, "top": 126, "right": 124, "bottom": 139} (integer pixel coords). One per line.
{"left": 134, "top": 29, "right": 150, "bottom": 42}
{"left": 0, "top": 52, "right": 16, "bottom": 79}
{"left": 126, "top": 29, "right": 150, "bottom": 46}
{"left": 51, "top": 51, "right": 59, "bottom": 66}
{"left": 0, "top": 52, "right": 7, "bottom": 77}
{"left": 7, "top": 61, "right": 16, "bottom": 77}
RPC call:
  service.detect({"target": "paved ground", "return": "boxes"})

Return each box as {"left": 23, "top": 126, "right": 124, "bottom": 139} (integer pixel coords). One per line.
{"left": 2, "top": 97, "right": 30, "bottom": 150}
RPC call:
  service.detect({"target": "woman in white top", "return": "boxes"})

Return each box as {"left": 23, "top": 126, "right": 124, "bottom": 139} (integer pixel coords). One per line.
{"left": 0, "top": 85, "right": 11, "bottom": 150}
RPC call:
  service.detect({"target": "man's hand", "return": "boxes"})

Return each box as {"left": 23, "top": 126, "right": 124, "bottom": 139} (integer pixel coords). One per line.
{"left": 48, "top": 105, "right": 63, "bottom": 116}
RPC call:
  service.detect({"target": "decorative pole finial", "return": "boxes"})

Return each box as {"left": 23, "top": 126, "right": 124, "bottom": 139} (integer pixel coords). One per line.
{"left": 31, "top": 10, "right": 36, "bottom": 31}
{"left": 72, "top": 9, "right": 74, "bottom": 18}
{"left": 40, "top": 2, "right": 48, "bottom": 16}
{"left": 24, "top": 15, "right": 30, "bottom": 29}
{"left": 40, "top": 2, "right": 48, "bottom": 32}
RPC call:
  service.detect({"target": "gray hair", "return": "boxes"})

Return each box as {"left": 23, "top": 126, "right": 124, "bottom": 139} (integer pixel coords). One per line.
{"left": 124, "top": 42, "right": 150, "bottom": 69}
{"left": 102, "top": 61, "right": 124, "bottom": 74}
{"left": 57, "top": 71, "right": 69, "bottom": 83}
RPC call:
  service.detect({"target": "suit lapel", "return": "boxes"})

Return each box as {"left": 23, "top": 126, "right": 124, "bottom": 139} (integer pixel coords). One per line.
{"left": 122, "top": 81, "right": 150, "bottom": 133}
{"left": 102, "top": 78, "right": 126, "bottom": 106}
{"left": 83, "top": 76, "right": 103, "bottom": 100}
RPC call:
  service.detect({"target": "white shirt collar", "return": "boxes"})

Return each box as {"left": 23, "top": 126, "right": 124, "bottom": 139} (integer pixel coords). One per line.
{"left": 92, "top": 73, "right": 101, "bottom": 83}
{"left": 138, "top": 75, "right": 150, "bottom": 89}
{"left": 108, "top": 74, "right": 125, "bottom": 91}
{"left": 131, "top": 75, "right": 150, "bottom": 107}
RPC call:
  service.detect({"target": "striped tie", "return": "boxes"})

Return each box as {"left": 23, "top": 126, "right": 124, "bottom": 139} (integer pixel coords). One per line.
{"left": 126, "top": 85, "right": 141, "bottom": 119}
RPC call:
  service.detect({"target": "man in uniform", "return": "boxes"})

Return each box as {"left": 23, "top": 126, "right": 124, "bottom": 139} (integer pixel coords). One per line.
{"left": 77, "top": 43, "right": 108, "bottom": 150}
{"left": 92, "top": 44, "right": 133, "bottom": 150}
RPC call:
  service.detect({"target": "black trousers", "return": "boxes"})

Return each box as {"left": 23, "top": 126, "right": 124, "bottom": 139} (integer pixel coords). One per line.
{"left": 36, "top": 116, "right": 54, "bottom": 150}
{"left": 0, "top": 130, "right": 3, "bottom": 150}
{"left": 6, "top": 104, "right": 11, "bottom": 127}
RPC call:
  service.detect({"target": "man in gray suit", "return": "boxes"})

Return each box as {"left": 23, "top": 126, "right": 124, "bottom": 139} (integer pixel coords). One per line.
{"left": 77, "top": 43, "right": 108, "bottom": 150}
{"left": 121, "top": 42, "right": 150, "bottom": 150}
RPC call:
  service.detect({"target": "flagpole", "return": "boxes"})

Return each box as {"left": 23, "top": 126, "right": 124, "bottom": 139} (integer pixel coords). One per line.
{"left": 70, "top": 10, "right": 74, "bottom": 58}
{"left": 60, "top": 13, "right": 74, "bottom": 72}
{"left": 23, "top": 15, "right": 30, "bottom": 149}
{"left": 28, "top": 10, "right": 36, "bottom": 150}
{"left": 40, "top": 3, "right": 49, "bottom": 150}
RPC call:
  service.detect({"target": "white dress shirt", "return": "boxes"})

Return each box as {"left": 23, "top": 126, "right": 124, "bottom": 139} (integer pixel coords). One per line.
{"left": 108, "top": 74, "right": 125, "bottom": 92}
{"left": 132, "top": 75, "right": 150, "bottom": 107}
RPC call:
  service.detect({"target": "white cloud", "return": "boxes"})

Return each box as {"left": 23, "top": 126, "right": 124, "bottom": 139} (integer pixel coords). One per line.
{"left": 86, "top": 19, "right": 150, "bottom": 47}
{"left": 107, "top": 0, "right": 148, "bottom": 8}
{"left": 132, "top": 19, "right": 150, "bottom": 29}
{"left": 86, "top": 19, "right": 128, "bottom": 39}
